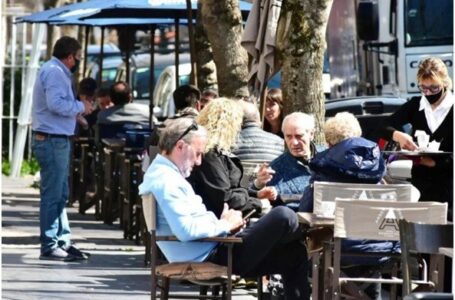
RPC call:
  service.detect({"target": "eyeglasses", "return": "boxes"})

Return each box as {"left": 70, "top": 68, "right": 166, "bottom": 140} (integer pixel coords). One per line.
{"left": 418, "top": 84, "right": 443, "bottom": 94}
{"left": 175, "top": 122, "right": 198, "bottom": 145}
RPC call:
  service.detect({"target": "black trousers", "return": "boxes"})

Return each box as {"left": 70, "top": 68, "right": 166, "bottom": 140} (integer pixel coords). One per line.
{"left": 207, "top": 206, "right": 309, "bottom": 300}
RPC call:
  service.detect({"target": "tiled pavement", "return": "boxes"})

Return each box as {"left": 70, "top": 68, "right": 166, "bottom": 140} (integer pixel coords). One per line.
{"left": 1, "top": 175, "right": 260, "bottom": 300}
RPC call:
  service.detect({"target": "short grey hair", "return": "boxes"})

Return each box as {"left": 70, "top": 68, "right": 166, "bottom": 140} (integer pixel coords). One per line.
{"left": 282, "top": 112, "right": 315, "bottom": 132}
{"left": 240, "top": 100, "right": 260, "bottom": 125}
{"left": 324, "top": 112, "right": 362, "bottom": 146}
{"left": 159, "top": 117, "right": 207, "bottom": 154}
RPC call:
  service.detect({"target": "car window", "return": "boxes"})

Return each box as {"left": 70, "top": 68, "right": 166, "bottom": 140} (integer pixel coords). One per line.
{"left": 101, "top": 68, "right": 118, "bottom": 87}
{"left": 134, "top": 67, "right": 151, "bottom": 99}
{"left": 179, "top": 75, "right": 190, "bottom": 86}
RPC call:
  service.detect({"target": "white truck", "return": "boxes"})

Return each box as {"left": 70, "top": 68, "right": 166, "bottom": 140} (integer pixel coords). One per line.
{"left": 327, "top": 0, "right": 453, "bottom": 99}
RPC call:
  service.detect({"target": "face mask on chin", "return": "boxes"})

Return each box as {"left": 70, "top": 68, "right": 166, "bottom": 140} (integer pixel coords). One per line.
{"left": 425, "top": 88, "right": 445, "bottom": 104}
{"left": 70, "top": 58, "right": 80, "bottom": 73}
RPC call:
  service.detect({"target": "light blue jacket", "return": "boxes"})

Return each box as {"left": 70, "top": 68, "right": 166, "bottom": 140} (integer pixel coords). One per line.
{"left": 32, "top": 57, "right": 84, "bottom": 135}
{"left": 139, "top": 154, "right": 231, "bottom": 262}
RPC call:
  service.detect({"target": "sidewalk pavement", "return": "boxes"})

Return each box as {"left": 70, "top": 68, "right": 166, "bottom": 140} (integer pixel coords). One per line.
{"left": 1, "top": 175, "right": 260, "bottom": 300}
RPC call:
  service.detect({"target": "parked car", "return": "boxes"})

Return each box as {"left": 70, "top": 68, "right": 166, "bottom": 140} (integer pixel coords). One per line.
{"left": 325, "top": 96, "right": 407, "bottom": 142}
{"left": 116, "top": 52, "right": 190, "bottom": 105}
{"left": 85, "top": 55, "right": 123, "bottom": 88}
{"left": 153, "top": 63, "right": 191, "bottom": 119}
{"left": 86, "top": 43, "right": 121, "bottom": 64}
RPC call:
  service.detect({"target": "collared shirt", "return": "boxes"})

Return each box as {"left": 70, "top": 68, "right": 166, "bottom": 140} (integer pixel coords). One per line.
{"left": 138, "top": 154, "right": 231, "bottom": 262}
{"left": 419, "top": 91, "right": 455, "bottom": 133}
{"left": 32, "top": 57, "right": 84, "bottom": 135}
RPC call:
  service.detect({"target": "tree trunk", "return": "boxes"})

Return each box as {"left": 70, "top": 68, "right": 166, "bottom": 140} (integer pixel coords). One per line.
{"left": 44, "top": 0, "right": 61, "bottom": 60}
{"left": 280, "top": 0, "right": 333, "bottom": 144}
{"left": 200, "top": 0, "right": 248, "bottom": 98}
{"left": 195, "top": 1, "right": 218, "bottom": 92}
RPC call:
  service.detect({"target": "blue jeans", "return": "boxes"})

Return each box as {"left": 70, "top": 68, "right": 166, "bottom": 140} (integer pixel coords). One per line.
{"left": 32, "top": 134, "right": 71, "bottom": 254}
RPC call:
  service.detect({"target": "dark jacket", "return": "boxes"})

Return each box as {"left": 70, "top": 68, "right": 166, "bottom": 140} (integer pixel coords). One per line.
{"left": 379, "top": 95, "right": 453, "bottom": 217}
{"left": 299, "top": 137, "right": 396, "bottom": 265}
{"left": 233, "top": 121, "right": 284, "bottom": 161}
{"left": 188, "top": 149, "right": 263, "bottom": 218}
{"left": 300, "top": 137, "right": 386, "bottom": 212}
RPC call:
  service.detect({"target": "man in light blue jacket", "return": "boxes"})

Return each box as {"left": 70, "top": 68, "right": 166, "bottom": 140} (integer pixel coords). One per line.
{"left": 139, "top": 118, "right": 310, "bottom": 300}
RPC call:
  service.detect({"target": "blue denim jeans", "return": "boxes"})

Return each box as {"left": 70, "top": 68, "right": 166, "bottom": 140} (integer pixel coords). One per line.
{"left": 32, "top": 134, "right": 71, "bottom": 254}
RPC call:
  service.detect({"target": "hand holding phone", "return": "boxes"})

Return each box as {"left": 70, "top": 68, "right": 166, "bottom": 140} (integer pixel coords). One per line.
{"left": 243, "top": 209, "right": 256, "bottom": 221}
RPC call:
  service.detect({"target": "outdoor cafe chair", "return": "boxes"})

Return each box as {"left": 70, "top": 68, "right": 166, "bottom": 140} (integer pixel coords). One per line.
{"left": 142, "top": 193, "right": 259, "bottom": 300}
{"left": 327, "top": 199, "right": 448, "bottom": 300}
{"left": 306, "top": 181, "right": 416, "bottom": 299}
{"left": 399, "top": 219, "right": 453, "bottom": 297}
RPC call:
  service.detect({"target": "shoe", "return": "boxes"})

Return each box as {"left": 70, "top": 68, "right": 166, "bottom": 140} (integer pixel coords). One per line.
{"left": 61, "top": 245, "right": 90, "bottom": 260}
{"left": 39, "top": 248, "right": 76, "bottom": 261}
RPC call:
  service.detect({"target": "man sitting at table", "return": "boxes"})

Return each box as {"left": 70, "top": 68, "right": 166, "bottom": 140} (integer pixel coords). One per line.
{"left": 96, "top": 81, "right": 150, "bottom": 141}
{"left": 300, "top": 112, "right": 397, "bottom": 300}
{"left": 139, "top": 117, "right": 310, "bottom": 300}
{"left": 252, "top": 112, "right": 322, "bottom": 210}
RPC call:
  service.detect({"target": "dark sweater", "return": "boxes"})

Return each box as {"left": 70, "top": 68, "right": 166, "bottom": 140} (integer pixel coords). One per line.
{"left": 379, "top": 96, "right": 453, "bottom": 215}
{"left": 187, "top": 149, "right": 263, "bottom": 218}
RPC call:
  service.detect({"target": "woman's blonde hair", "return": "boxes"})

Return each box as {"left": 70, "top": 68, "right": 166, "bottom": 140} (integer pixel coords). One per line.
{"left": 196, "top": 97, "right": 243, "bottom": 152}
{"left": 417, "top": 57, "right": 452, "bottom": 89}
{"left": 324, "top": 112, "right": 362, "bottom": 146}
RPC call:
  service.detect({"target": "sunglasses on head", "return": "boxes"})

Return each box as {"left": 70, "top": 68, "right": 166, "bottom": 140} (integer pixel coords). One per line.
{"left": 175, "top": 122, "right": 198, "bottom": 145}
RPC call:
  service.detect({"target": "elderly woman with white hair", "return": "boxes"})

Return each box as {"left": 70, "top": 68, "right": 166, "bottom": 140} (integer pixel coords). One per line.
{"left": 299, "top": 112, "right": 385, "bottom": 212}
{"left": 299, "top": 112, "right": 390, "bottom": 300}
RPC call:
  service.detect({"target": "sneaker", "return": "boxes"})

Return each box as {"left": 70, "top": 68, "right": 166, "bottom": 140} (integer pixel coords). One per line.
{"left": 39, "top": 248, "right": 76, "bottom": 261}
{"left": 61, "top": 245, "right": 90, "bottom": 260}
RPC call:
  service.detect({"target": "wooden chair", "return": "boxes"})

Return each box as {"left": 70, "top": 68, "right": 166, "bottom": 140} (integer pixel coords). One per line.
{"left": 142, "top": 193, "right": 243, "bottom": 300}
{"left": 399, "top": 219, "right": 453, "bottom": 297}
{"left": 101, "top": 138, "right": 125, "bottom": 224}
{"left": 327, "top": 199, "right": 448, "bottom": 300}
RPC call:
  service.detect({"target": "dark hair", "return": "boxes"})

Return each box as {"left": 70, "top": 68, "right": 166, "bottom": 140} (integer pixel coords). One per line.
{"left": 96, "top": 86, "right": 110, "bottom": 98}
{"left": 52, "top": 36, "right": 81, "bottom": 60}
{"left": 263, "top": 88, "right": 284, "bottom": 133}
{"left": 110, "top": 81, "right": 131, "bottom": 105}
{"left": 173, "top": 85, "right": 201, "bottom": 111}
{"left": 78, "top": 77, "right": 97, "bottom": 97}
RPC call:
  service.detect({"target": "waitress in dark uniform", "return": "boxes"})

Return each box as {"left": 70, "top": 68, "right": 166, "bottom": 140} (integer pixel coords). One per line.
{"left": 380, "top": 57, "right": 453, "bottom": 220}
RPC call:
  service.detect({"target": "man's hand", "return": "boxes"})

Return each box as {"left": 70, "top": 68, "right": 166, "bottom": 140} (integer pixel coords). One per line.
{"left": 82, "top": 99, "right": 94, "bottom": 115}
{"left": 393, "top": 131, "right": 418, "bottom": 151}
{"left": 220, "top": 204, "right": 244, "bottom": 234}
{"left": 257, "top": 186, "right": 277, "bottom": 201}
{"left": 255, "top": 163, "right": 275, "bottom": 189}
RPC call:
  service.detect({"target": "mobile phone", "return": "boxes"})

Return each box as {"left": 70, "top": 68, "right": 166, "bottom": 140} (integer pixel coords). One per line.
{"left": 243, "top": 209, "right": 256, "bottom": 221}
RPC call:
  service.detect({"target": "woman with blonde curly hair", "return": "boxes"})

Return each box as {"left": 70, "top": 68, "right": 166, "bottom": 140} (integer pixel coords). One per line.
{"left": 188, "top": 98, "right": 276, "bottom": 218}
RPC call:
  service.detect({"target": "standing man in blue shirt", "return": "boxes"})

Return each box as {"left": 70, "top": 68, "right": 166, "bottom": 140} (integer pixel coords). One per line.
{"left": 139, "top": 118, "right": 309, "bottom": 299}
{"left": 32, "top": 36, "right": 93, "bottom": 261}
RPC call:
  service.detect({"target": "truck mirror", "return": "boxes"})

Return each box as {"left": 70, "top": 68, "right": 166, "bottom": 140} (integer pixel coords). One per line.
{"left": 357, "top": 1, "right": 379, "bottom": 41}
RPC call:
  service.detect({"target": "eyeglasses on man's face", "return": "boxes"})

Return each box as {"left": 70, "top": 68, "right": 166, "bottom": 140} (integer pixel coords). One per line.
{"left": 175, "top": 123, "right": 198, "bottom": 145}
{"left": 418, "top": 84, "right": 443, "bottom": 94}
